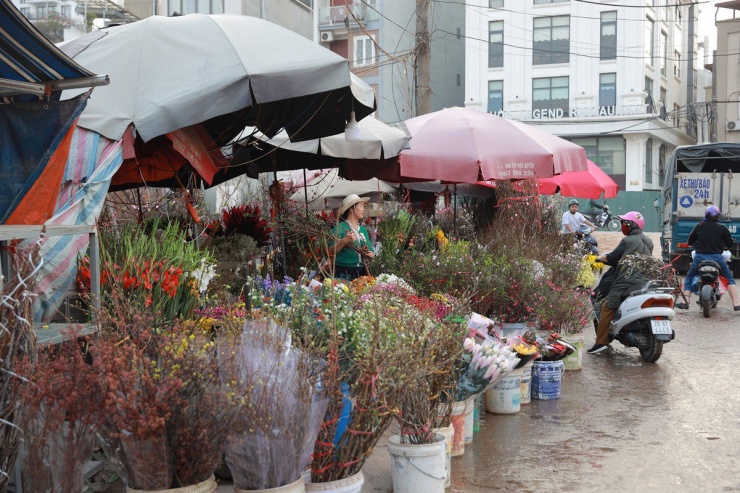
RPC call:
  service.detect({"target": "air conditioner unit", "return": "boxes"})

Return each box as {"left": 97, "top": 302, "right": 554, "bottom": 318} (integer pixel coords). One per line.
{"left": 320, "top": 31, "right": 334, "bottom": 43}
{"left": 726, "top": 120, "right": 740, "bottom": 131}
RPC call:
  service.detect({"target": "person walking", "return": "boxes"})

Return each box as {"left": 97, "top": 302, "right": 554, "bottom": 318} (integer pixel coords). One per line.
{"left": 675, "top": 206, "right": 740, "bottom": 311}
{"left": 561, "top": 199, "right": 596, "bottom": 234}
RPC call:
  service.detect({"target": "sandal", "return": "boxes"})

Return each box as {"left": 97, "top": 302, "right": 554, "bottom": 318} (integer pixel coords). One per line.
{"left": 734, "top": 305, "right": 740, "bottom": 312}
{"left": 674, "top": 302, "right": 689, "bottom": 310}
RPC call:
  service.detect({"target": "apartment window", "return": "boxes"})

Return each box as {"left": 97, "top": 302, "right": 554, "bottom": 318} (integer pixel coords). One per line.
{"left": 61, "top": 5, "right": 69, "bottom": 16}
{"left": 489, "top": 21, "right": 504, "bottom": 68}
{"left": 20, "top": 6, "right": 29, "bottom": 16}
{"left": 489, "top": 0, "right": 504, "bottom": 7}
{"left": 645, "top": 77, "right": 654, "bottom": 112}
{"left": 659, "top": 144, "right": 666, "bottom": 183}
{"left": 533, "top": 76, "right": 569, "bottom": 113}
{"left": 457, "top": 74, "right": 461, "bottom": 87}
{"left": 569, "top": 136, "right": 626, "bottom": 175}
{"left": 645, "top": 139, "right": 653, "bottom": 185}
{"left": 353, "top": 35, "right": 377, "bottom": 67}
{"left": 674, "top": 51, "right": 681, "bottom": 78}
{"left": 673, "top": 103, "right": 680, "bottom": 128}
{"left": 645, "top": 16, "right": 654, "bottom": 66}
{"left": 600, "top": 11, "right": 617, "bottom": 60}
{"left": 533, "top": 0, "right": 569, "bottom": 4}
{"left": 660, "top": 87, "right": 666, "bottom": 107}
{"left": 36, "top": 5, "right": 46, "bottom": 18}
{"left": 168, "top": 0, "right": 223, "bottom": 14}
{"left": 533, "top": 16, "right": 570, "bottom": 65}
{"left": 660, "top": 31, "right": 668, "bottom": 76}
{"left": 488, "top": 80, "right": 504, "bottom": 114}
{"left": 599, "top": 73, "right": 616, "bottom": 109}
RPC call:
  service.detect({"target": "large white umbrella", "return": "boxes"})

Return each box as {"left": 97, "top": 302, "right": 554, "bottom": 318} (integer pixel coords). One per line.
{"left": 236, "top": 103, "right": 408, "bottom": 161}
{"left": 59, "top": 14, "right": 375, "bottom": 144}
{"left": 289, "top": 169, "right": 398, "bottom": 211}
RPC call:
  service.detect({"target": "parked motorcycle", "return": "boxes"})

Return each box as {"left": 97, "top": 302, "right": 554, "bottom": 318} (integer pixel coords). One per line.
{"left": 583, "top": 200, "right": 621, "bottom": 232}
{"left": 691, "top": 259, "right": 722, "bottom": 318}
{"left": 575, "top": 225, "right": 598, "bottom": 255}
{"left": 593, "top": 276, "right": 676, "bottom": 363}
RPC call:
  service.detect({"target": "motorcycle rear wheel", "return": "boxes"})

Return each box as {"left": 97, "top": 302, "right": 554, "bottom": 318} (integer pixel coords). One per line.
{"left": 607, "top": 218, "right": 621, "bottom": 232}
{"left": 700, "top": 285, "right": 712, "bottom": 319}
{"left": 639, "top": 332, "right": 664, "bottom": 363}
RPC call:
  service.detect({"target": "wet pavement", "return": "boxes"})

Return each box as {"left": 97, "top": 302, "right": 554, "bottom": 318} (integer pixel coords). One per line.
{"left": 361, "top": 298, "right": 740, "bottom": 493}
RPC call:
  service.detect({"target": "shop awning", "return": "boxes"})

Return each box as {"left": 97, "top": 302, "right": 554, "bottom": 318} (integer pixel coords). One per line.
{"left": 0, "top": 0, "right": 108, "bottom": 97}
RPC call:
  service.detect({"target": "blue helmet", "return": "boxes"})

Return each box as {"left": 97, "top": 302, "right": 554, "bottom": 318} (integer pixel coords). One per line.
{"left": 705, "top": 205, "right": 720, "bottom": 221}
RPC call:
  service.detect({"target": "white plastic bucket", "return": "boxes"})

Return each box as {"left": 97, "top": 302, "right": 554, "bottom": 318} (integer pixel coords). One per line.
{"left": 387, "top": 434, "right": 446, "bottom": 493}
{"left": 449, "top": 400, "right": 466, "bottom": 457}
{"left": 127, "top": 475, "right": 217, "bottom": 493}
{"left": 463, "top": 397, "right": 475, "bottom": 444}
{"left": 235, "top": 477, "right": 305, "bottom": 493}
{"left": 562, "top": 335, "right": 584, "bottom": 371}
{"left": 304, "top": 472, "right": 363, "bottom": 493}
{"left": 432, "top": 426, "right": 453, "bottom": 489}
{"left": 519, "top": 362, "right": 533, "bottom": 405}
{"left": 484, "top": 370, "right": 521, "bottom": 414}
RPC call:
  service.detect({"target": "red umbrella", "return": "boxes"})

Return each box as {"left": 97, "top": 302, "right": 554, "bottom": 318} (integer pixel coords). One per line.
{"left": 538, "top": 160, "right": 619, "bottom": 199}
{"left": 393, "top": 108, "right": 588, "bottom": 184}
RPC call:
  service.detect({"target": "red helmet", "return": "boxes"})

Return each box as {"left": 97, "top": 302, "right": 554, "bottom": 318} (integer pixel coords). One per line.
{"left": 617, "top": 211, "right": 645, "bottom": 230}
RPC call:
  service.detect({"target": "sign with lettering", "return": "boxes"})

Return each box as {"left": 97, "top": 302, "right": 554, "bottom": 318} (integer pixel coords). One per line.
{"left": 676, "top": 173, "right": 718, "bottom": 217}
{"left": 495, "top": 105, "right": 650, "bottom": 121}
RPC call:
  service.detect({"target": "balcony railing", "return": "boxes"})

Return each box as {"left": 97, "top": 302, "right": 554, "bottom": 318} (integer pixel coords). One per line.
{"left": 533, "top": 0, "right": 569, "bottom": 4}
{"left": 319, "top": 0, "right": 379, "bottom": 26}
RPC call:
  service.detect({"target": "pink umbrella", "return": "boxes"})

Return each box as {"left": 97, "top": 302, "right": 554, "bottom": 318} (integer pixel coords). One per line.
{"left": 538, "top": 160, "right": 619, "bottom": 199}
{"left": 395, "top": 108, "right": 588, "bottom": 184}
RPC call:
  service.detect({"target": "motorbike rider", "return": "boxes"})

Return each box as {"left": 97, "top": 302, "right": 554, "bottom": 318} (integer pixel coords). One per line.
{"left": 587, "top": 211, "right": 653, "bottom": 354}
{"left": 675, "top": 206, "right": 740, "bottom": 312}
{"left": 562, "top": 199, "right": 597, "bottom": 234}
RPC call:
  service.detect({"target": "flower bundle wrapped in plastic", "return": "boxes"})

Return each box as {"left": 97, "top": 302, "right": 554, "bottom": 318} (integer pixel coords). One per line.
{"left": 455, "top": 337, "right": 518, "bottom": 401}
{"left": 218, "top": 318, "right": 329, "bottom": 490}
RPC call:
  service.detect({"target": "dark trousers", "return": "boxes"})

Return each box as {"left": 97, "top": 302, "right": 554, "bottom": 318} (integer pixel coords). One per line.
{"left": 335, "top": 265, "right": 366, "bottom": 280}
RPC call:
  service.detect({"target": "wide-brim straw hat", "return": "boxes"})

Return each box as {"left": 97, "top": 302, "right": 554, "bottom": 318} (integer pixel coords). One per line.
{"left": 338, "top": 194, "right": 370, "bottom": 217}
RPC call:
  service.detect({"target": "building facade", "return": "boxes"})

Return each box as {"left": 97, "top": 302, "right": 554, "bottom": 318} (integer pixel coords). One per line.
{"left": 316, "top": 0, "right": 465, "bottom": 123}
{"left": 465, "top": 0, "right": 699, "bottom": 193}
{"left": 713, "top": 2, "right": 740, "bottom": 143}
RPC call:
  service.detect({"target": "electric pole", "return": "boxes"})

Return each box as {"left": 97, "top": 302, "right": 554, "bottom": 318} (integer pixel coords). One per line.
{"left": 414, "top": 0, "right": 431, "bottom": 116}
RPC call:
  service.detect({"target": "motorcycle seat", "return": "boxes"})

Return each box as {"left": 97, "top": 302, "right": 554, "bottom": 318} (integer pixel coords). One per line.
{"left": 698, "top": 259, "right": 721, "bottom": 273}
{"left": 622, "top": 282, "right": 647, "bottom": 301}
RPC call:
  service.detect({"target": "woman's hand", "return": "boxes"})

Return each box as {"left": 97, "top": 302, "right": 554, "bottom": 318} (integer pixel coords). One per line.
{"left": 360, "top": 247, "right": 374, "bottom": 259}
{"left": 344, "top": 230, "right": 358, "bottom": 244}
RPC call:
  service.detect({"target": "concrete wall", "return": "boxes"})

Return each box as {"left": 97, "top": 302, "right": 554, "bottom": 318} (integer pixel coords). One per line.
{"left": 429, "top": 0, "right": 465, "bottom": 112}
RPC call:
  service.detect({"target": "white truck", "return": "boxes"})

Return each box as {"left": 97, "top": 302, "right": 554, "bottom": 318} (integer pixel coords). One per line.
{"left": 660, "top": 142, "right": 740, "bottom": 275}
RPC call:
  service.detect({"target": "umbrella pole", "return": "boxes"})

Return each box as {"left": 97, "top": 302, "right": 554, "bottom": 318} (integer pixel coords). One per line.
{"left": 303, "top": 168, "right": 309, "bottom": 219}
{"left": 453, "top": 183, "right": 457, "bottom": 238}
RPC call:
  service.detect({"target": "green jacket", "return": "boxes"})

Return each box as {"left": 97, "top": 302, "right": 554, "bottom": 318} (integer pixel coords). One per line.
{"left": 331, "top": 221, "right": 370, "bottom": 267}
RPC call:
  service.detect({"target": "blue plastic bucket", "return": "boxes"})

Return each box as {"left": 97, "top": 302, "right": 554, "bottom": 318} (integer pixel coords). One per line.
{"left": 530, "top": 360, "right": 564, "bottom": 400}
{"left": 334, "top": 382, "right": 352, "bottom": 446}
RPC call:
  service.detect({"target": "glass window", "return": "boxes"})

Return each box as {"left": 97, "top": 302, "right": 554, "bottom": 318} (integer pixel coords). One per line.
{"left": 488, "top": 80, "right": 503, "bottom": 114}
{"left": 353, "top": 35, "right": 377, "bottom": 67}
{"left": 659, "top": 144, "right": 666, "bottom": 183}
{"left": 36, "top": 5, "right": 46, "bottom": 18}
{"left": 661, "top": 31, "right": 668, "bottom": 76}
{"left": 20, "top": 6, "right": 29, "bottom": 16}
{"left": 489, "top": 21, "right": 504, "bottom": 68}
{"left": 533, "top": 16, "right": 570, "bottom": 65}
{"left": 660, "top": 87, "right": 667, "bottom": 106}
{"left": 570, "top": 136, "right": 626, "bottom": 175}
{"left": 645, "top": 77, "right": 654, "bottom": 112}
{"left": 645, "top": 139, "right": 653, "bottom": 185}
{"left": 600, "top": 11, "right": 617, "bottom": 60}
{"left": 599, "top": 73, "right": 616, "bottom": 108}
{"left": 457, "top": 74, "right": 461, "bottom": 86}
{"left": 645, "top": 16, "right": 654, "bottom": 66}
{"left": 489, "top": 0, "right": 504, "bottom": 7}
{"left": 673, "top": 103, "right": 680, "bottom": 128}
{"left": 532, "top": 76, "right": 569, "bottom": 113}
{"left": 674, "top": 51, "right": 681, "bottom": 78}
{"left": 533, "top": 0, "right": 569, "bottom": 4}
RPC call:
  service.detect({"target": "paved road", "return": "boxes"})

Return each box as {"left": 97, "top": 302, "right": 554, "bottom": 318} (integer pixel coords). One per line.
{"left": 360, "top": 298, "right": 740, "bottom": 493}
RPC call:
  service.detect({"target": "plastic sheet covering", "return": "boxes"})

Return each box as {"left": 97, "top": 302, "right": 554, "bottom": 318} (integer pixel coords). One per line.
{"left": 49, "top": 420, "right": 97, "bottom": 493}
{"left": 219, "top": 319, "right": 329, "bottom": 490}
{"left": 112, "top": 432, "right": 174, "bottom": 490}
